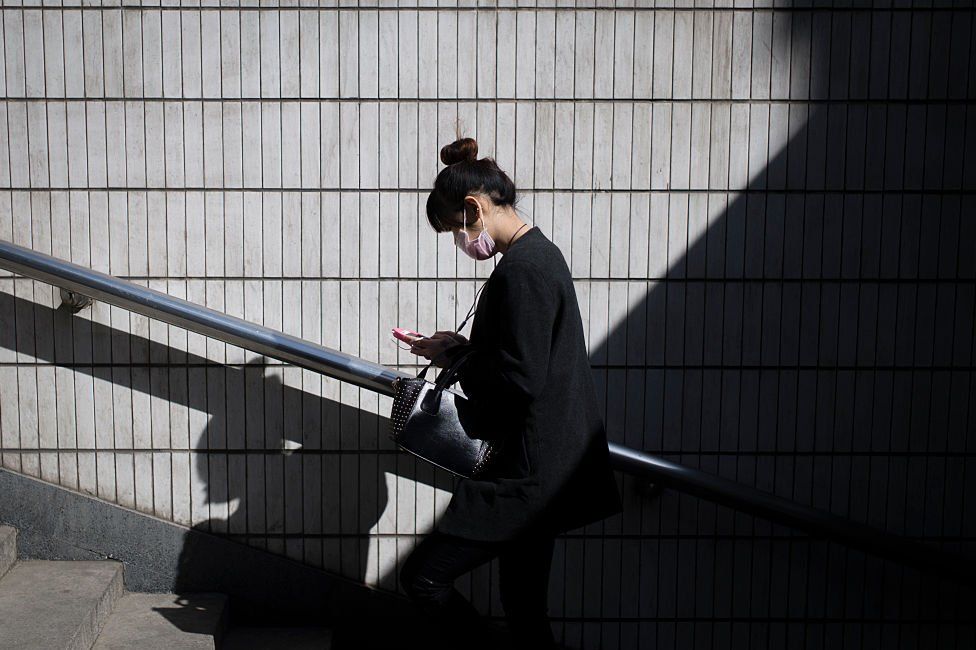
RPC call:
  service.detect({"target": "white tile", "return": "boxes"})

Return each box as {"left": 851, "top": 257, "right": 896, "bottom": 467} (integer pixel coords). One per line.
{"left": 240, "top": 10, "right": 261, "bottom": 97}
{"left": 631, "top": 12, "right": 654, "bottom": 96}
{"left": 281, "top": 10, "right": 301, "bottom": 97}
{"left": 244, "top": 192, "right": 264, "bottom": 277}
{"left": 261, "top": 102, "right": 282, "bottom": 187}
{"left": 122, "top": 9, "right": 144, "bottom": 96}
{"left": 476, "top": 11, "right": 500, "bottom": 97}
{"left": 47, "top": 103, "right": 69, "bottom": 187}
{"left": 747, "top": 103, "right": 769, "bottom": 188}
{"left": 178, "top": 193, "right": 202, "bottom": 280}
{"left": 200, "top": 11, "right": 225, "bottom": 97}
{"left": 514, "top": 10, "right": 537, "bottom": 98}
{"left": 202, "top": 192, "right": 224, "bottom": 277}
{"left": 26, "top": 101, "right": 49, "bottom": 186}
{"left": 377, "top": 103, "right": 398, "bottom": 189}
{"left": 751, "top": 12, "right": 773, "bottom": 101}
{"left": 240, "top": 102, "right": 261, "bottom": 186}
{"left": 337, "top": 103, "right": 364, "bottom": 189}
{"left": 159, "top": 103, "right": 183, "bottom": 187}
{"left": 262, "top": 192, "right": 283, "bottom": 277}
{"left": 6, "top": 104, "right": 28, "bottom": 187}
{"left": 4, "top": 11, "right": 26, "bottom": 97}
{"left": 359, "top": 102, "right": 380, "bottom": 189}
{"left": 514, "top": 101, "right": 536, "bottom": 187}
{"left": 183, "top": 102, "right": 205, "bottom": 186}
{"left": 569, "top": 192, "right": 591, "bottom": 278}
{"left": 770, "top": 10, "right": 791, "bottom": 100}
{"left": 221, "top": 191, "right": 242, "bottom": 276}
{"left": 320, "top": 102, "right": 340, "bottom": 188}
{"left": 532, "top": 102, "right": 556, "bottom": 189}
{"left": 220, "top": 11, "right": 242, "bottom": 98}
{"left": 201, "top": 102, "right": 224, "bottom": 189}
{"left": 178, "top": 14, "right": 203, "bottom": 98}
{"left": 351, "top": 9, "right": 379, "bottom": 97}
{"left": 572, "top": 102, "right": 593, "bottom": 189}
{"left": 159, "top": 11, "right": 182, "bottom": 97}
{"left": 338, "top": 10, "right": 358, "bottom": 98}
{"left": 456, "top": 10, "right": 478, "bottom": 98}
{"left": 115, "top": 452, "right": 135, "bottom": 509}
{"left": 319, "top": 11, "right": 339, "bottom": 97}
{"left": 141, "top": 103, "right": 165, "bottom": 187}
{"left": 42, "top": 9, "right": 65, "bottom": 97}
{"left": 23, "top": 10, "right": 45, "bottom": 98}
{"left": 172, "top": 451, "right": 191, "bottom": 525}
{"left": 299, "top": 11, "right": 320, "bottom": 98}
{"left": 689, "top": 102, "right": 710, "bottom": 189}
{"left": 215, "top": 103, "right": 242, "bottom": 187}
{"left": 281, "top": 192, "right": 302, "bottom": 278}
{"left": 142, "top": 10, "right": 163, "bottom": 98}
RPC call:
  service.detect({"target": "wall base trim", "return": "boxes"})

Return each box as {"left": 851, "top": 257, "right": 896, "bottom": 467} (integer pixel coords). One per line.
{"left": 0, "top": 468, "right": 412, "bottom": 628}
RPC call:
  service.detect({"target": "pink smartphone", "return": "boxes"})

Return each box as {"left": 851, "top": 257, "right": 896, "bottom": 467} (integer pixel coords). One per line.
{"left": 392, "top": 327, "right": 427, "bottom": 344}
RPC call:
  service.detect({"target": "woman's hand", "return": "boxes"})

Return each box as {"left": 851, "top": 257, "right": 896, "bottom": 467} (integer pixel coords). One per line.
{"left": 410, "top": 331, "right": 469, "bottom": 368}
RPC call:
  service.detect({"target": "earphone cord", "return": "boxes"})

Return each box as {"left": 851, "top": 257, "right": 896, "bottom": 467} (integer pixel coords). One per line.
{"left": 396, "top": 277, "right": 489, "bottom": 355}
{"left": 451, "top": 222, "right": 523, "bottom": 333}
{"left": 412, "top": 277, "right": 489, "bottom": 372}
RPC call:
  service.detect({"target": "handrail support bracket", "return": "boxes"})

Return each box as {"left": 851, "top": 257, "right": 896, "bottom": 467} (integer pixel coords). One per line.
{"left": 59, "top": 287, "right": 93, "bottom": 314}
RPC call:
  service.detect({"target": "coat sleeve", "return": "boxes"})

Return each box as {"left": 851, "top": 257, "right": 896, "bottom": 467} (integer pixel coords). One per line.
{"left": 447, "top": 262, "right": 557, "bottom": 438}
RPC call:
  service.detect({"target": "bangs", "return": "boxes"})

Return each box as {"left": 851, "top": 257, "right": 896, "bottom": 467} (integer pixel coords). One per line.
{"left": 425, "top": 192, "right": 467, "bottom": 232}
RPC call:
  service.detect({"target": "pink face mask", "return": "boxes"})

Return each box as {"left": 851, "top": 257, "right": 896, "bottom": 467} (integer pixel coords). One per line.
{"left": 454, "top": 207, "right": 497, "bottom": 261}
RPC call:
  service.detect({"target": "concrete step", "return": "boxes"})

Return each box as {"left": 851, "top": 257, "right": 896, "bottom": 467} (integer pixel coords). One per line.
{"left": 221, "top": 626, "right": 333, "bottom": 649}
{"left": 0, "top": 560, "right": 124, "bottom": 650}
{"left": 0, "top": 524, "right": 15, "bottom": 580}
{"left": 92, "top": 592, "right": 228, "bottom": 649}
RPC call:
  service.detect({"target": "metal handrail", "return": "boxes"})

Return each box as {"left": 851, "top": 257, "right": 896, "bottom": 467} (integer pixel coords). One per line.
{"left": 0, "top": 238, "right": 972, "bottom": 585}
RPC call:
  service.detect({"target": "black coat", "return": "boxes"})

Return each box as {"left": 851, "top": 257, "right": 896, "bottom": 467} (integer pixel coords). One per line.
{"left": 434, "top": 226, "right": 623, "bottom": 542}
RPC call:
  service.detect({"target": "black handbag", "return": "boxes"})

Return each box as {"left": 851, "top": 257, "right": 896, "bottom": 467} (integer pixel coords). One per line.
{"left": 388, "top": 346, "right": 503, "bottom": 479}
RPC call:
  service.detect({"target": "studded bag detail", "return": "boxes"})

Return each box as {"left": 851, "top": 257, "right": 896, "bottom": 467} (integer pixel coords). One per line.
{"left": 389, "top": 346, "right": 503, "bottom": 479}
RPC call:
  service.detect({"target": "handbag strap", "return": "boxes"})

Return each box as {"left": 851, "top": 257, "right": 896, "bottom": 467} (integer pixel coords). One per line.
{"left": 433, "top": 345, "right": 477, "bottom": 390}
{"left": 415, "top": 276, "right": 491, "bottom": 381}
{"left": 417, "top": 343, "right": 475, "bottom": 383}
{"left": 417, "top": 345, "right": 477, "bottom": 416}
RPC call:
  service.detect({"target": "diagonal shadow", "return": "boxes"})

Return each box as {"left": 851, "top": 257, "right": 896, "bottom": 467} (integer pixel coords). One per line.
{"left": 578, "top": 6, "right": 976, "bottom": 644}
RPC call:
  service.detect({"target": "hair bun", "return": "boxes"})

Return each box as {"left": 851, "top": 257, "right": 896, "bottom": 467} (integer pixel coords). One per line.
{"left": 440, "top": 137, "right": 478, "bottom": 166}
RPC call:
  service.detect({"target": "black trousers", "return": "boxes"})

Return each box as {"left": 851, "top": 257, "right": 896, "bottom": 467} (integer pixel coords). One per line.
{"left": 399, "top": 528, "right": 557, "bottom": 650}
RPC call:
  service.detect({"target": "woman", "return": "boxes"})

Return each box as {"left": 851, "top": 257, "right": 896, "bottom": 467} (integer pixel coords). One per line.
{"left": 399, "top": 136, "right": 623, "bottom": 650}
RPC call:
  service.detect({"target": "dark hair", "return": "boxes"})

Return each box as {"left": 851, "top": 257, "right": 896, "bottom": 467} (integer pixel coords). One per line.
{"left": 425, "top": 135, "right": 520, "bottom": 233}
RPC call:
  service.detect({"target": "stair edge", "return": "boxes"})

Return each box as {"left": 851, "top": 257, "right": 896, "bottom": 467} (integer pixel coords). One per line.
{"left": 65, "top": 561, "right": 125, "bottom": 650}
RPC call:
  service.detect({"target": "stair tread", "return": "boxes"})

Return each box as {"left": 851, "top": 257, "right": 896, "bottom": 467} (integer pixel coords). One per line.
{"left": 93, "top": 592, "right": 228, "bottom": 650}
{"left": 0, "top": 560, "right": 124, "bottom": 650}
{"left": 222, "top": 626, "right": 333, "bottom": 649}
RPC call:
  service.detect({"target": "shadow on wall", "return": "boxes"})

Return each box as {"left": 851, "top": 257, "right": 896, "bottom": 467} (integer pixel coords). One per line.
{"left": 580, "top": 7, "right": 976, "bottom": 648}
{"left": 0, "top": 291, "right": 419, "bottom": 594}
{"left": 0, "top": 289, "right": 500, "bottom": 645}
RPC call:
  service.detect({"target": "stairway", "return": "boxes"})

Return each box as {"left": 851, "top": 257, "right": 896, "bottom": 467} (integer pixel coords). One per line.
{"left": 0, "top": 525, "right": 333, "bottom": 649}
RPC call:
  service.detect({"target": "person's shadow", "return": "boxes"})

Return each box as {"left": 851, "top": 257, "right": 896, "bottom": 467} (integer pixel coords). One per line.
{"left": 0, "top": 288, "right": 494, "bottom": 644}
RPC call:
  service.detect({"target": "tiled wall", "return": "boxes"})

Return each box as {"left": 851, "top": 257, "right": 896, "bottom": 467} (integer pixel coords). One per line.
{"left": 0, "top": 2, "right": 974, "bottom": 648}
